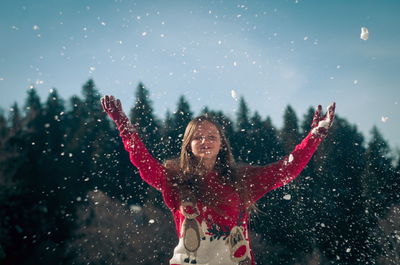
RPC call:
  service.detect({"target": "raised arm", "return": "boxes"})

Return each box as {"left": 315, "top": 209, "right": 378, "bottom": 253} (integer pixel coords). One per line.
{"left": 101, "top": 95, "right": 166, "bottom": 191}
{"left": 244, "top": 103, "right": 336, "bottom": 204}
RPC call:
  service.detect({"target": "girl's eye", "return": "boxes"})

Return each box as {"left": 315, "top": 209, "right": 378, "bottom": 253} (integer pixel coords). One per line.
{"left": 208, "top": 136, "right": 216, "bottom": 140}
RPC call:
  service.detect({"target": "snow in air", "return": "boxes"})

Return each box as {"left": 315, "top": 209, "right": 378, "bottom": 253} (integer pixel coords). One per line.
{"left": 231, "top": 90, "right": 238, "bottom": 101}
{"left": 283, "top": 194, "right": 291, "bottom": 200}
{"left": 360, "top": 27, "right": 369, "bottom": 40}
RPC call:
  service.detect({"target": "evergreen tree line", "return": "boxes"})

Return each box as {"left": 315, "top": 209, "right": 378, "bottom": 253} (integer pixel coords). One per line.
{"left": 0, "top": 79, "right": 399, "bottom": 265}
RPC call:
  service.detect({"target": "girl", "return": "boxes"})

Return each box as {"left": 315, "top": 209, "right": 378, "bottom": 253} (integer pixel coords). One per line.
{"left": 101, "top": 95, "right": 335, "bottom": 265}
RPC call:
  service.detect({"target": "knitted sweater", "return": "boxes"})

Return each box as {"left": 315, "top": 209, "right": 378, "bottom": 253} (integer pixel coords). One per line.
{"left": 120, "top": 129, "right": 323, "bottom": 265}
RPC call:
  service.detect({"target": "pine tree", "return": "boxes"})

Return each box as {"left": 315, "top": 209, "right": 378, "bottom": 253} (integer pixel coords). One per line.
{"left": 234, "top": 97, "right": 252, "bottom": 163}
{"left": 163, "top": 96, "right": 193, "bottom": 159}
{"left": 129, "top": 82, "right": 161, "bottom": 159}
{"left": 24, "top": 88, "right": 43, "bottom": 130}
{"left": 315, "top": 116, "right": 371, "bottom": 264}
{"left": 21, "top": 88, "right": 45, "bottom": 187}
{"left": 0, "top": 89, "right": 60, "bottom": 265}
{"left": 0, "top": 109, "right": 7, "bottom": 148}
{"left": 161, "top": 110, "right": 175, "bottom": 160}
{"left": 363, "top": 126, "right": 396, "bottom": 216}
{"left": 247, "top": 112, "right": 264, "bottom": 165}
{"left": 42, "top": 88, "right": 65, "bottom": 160}
{"left": 9, "top": 103, "right": 22, "bottom": 134}
{"left": 301, "top": 106, "right": 315, "bottom": 137}
{"left": 62, "top": 80, "right": 109, "bottom": 200}
{"left": 236, "top": 97, "right": 251, "bottom": 131}
{"left": 280, "top": 105, "right": 301, "bottom": 154}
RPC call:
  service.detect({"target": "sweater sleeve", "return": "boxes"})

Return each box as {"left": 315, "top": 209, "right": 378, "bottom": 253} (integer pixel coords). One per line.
{"left": 244, "top": 131, "right": 324, "bottom": 204}
{"left": 119, "top": 126, "right": 166, "bottom": 192}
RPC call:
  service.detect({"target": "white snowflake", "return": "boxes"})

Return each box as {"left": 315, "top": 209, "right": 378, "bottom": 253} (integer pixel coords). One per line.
{"left": 231, "top": 89, "right": 238, "bottom": 101}
{"left": 360, "top": 27, "right": 369, "bottom": 40}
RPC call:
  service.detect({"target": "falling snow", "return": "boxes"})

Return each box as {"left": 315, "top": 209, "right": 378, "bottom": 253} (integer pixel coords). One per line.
{"left": 231, "top": 89, "right": 238, "bottom": 101}
{"left": 360, "top": 27, "right": 369, "bottom": 40}
{"left": 283, "top": 194, "right": 292, "bottom": 200}
{"left": 288, "top": 154, "right": 294, "bottom": 163}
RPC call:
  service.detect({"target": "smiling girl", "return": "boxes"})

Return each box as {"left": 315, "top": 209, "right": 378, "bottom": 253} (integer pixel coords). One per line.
{"left": 101, "top": 95, "right": 335, "bottom": 265}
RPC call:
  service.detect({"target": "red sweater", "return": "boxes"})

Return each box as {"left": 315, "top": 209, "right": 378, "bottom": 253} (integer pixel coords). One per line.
{"left": 120, "top": 130, "right": 323, "bottom": 265}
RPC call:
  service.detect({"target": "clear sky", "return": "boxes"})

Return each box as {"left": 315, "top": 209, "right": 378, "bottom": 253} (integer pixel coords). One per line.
{"left": 1, "top": 0, "right": 399, "bottom": 150}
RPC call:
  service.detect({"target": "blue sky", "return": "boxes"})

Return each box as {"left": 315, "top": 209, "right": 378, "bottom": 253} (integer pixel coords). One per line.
{"left": 1, "top": 0, "right": 399, "bottom": 150}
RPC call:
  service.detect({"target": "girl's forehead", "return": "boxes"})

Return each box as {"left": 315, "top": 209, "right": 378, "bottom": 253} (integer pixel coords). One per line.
{"left": 194, "top": 121, "right": 219, "bottom": 134}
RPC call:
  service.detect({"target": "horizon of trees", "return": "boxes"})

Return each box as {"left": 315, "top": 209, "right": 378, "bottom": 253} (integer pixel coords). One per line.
{"left": 0, "top": 79, "right": 399, "bottom": 265}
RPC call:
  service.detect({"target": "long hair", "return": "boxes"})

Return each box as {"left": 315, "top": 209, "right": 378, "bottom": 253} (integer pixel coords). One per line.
{"left": 165, "top": 115, "right": 252, "bottom": 211}
{"left": 179, "top": 115, "right": 235, "bottom": 181}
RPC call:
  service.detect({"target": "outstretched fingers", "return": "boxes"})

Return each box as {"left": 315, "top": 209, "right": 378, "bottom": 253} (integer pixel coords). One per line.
{"left": 101, "top": 97, "right": 107, "bottom": 111}
{"left": 327, "top": 102, "right": 336, "bottom": 126}
{"left": 101, "top": 95, "right": 118, "bottom": 112}
{"left": 101, "top": 95, "right": 112, "bottom": 111}
{"left": 312, "top": 105, "right": 322, "bottom": 128}
{"left": 115, "top": 99, "right": 122, "bottom": 111}
{"left": 109, "top": 96, "right": 120, "bottom": 112}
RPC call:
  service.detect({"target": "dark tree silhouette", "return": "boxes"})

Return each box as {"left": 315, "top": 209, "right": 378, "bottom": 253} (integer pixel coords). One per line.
{"left": 280, "top": 105, "right": 301, "bottom": 154}
{"left": 130, "top": 82, "right": 162, "bottom": 159}
{"left": 233, "top": 97, "right": 253, "bottom": 163}
{"left": 163, "top": 95, "right": 193, "bottom": 159}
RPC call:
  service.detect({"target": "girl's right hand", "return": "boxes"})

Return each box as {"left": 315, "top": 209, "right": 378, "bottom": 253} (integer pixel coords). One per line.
{"left": 101, "top": 95, "right": 129, "bottom": 127}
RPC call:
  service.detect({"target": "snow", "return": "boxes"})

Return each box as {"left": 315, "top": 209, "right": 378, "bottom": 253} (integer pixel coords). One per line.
{"left": 288, "top": 154, "right": 294, "bottom": 163}
{"left": 129, "top": 205, "right": 142, "bottom": 212}
{"left": 360, "top": 27, "right": 369, "bottom": 40}
{"left": 283, "top": 194, "right": 291, "bottom": 200}
{"left": 231, "top": 89, "right": 238, "bottom": 101}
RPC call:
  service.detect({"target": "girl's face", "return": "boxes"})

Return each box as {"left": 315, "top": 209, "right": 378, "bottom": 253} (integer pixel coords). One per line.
{"left": 190, "top": 121, "right": 222, "bottom": 161}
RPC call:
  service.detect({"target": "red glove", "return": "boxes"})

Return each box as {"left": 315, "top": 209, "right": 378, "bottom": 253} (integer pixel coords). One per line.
{"left": 101, "top": 95, "right": 135, "bottom": 133}
{"left": 311, "top": 102, "right": 336, "bottom": 137}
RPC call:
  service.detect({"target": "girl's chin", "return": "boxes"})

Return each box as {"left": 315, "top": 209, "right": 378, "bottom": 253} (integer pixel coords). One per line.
{"left": 195, "top": 153, "right": 216, "bottom": 159}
